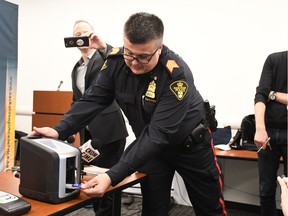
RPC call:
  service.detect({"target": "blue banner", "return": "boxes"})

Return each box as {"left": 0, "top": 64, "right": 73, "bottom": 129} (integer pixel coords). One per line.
{"left": 0, "top": 0, "right": 18, "bottom": 171}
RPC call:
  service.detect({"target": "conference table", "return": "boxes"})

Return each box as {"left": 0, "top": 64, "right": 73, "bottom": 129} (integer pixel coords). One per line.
{"left": 214, "top": 148, "right": 259, "bottom": 161}
{"left": 0, "top": 171, "right": 146, "bottom": 216}
{"left": 214, "top": 147, "right": 284, "bottom": 162}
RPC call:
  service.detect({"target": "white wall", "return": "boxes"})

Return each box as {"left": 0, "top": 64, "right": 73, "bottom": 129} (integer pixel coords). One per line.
{"left": 10, "top": 0, "right": 288, "bottom": 133}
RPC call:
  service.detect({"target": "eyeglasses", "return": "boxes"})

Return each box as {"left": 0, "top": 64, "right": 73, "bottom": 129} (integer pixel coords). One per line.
{"left": 122, "top": 47, "right": 159, "bottom": 64}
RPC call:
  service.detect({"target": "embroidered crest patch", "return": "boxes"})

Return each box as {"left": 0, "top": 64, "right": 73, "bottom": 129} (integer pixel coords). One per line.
{"left": 170, "top": 81, "right": 188, "bottom": 100}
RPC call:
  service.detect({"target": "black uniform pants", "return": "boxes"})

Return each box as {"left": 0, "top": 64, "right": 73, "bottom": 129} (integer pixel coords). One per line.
{"left": 138, "top": 132, "right": 227, "bottom": 216}
{"left": 258, "top": 128, "right": 287, "bottom": 216}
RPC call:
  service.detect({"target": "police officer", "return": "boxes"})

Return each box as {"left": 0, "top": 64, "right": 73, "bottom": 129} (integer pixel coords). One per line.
{"left": 30, "top": 12, "right": 227, "bottom": 216}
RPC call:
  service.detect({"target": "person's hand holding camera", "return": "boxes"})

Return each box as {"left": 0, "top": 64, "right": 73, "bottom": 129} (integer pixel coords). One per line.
{"left": 88, "top": 32, "right": 107, "bottom": 53}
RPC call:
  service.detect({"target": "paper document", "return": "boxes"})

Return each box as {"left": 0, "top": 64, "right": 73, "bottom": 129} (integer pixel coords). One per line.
{"left": 214, "top": 144, "right": 231, "bottom": 151}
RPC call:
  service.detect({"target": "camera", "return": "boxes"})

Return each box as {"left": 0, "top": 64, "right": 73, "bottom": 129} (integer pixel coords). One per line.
{"left": 64, "top": 36, "right": 89, "bottom": 48}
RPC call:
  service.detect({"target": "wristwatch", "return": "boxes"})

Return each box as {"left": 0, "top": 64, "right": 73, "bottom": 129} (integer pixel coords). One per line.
{"left": 269, "top": 91, "right": 277, "bottom": 101}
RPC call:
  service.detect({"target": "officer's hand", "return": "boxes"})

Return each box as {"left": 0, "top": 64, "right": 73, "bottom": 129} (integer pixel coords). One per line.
{"left": 28, "top": 126, "right": 59, "bottom": 139}
{"left": 81, "top": 173, "right": 112, "bottom": 197}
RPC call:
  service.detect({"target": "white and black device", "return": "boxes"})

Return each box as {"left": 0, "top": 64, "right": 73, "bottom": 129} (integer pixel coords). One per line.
{"left": 0, "top": 191, "right": 31, "bottom": 216}
{"left": 64, "top": 36, "right": 89, "bottom": 48}
{"left": 19, "top": 137, "right": 82, "bottom": 204}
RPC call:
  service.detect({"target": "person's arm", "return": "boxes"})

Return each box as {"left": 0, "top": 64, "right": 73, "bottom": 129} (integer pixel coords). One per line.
{"left": 98, "top": 43, "right": 113, "bottom": 60}
{"left": 254, "top": 102, "right": 269, "bottom": 149}
{"left": 88, "top": 32, "right": 113, "bottom": 60}
{"left": 277, "top": 176, "right": 288, "bottom": 216}
{"left": 254, "top": 54, "right": 273, "bottom": 149}
{"left": 271, "top": 91, "right": 288, "bottom": 105}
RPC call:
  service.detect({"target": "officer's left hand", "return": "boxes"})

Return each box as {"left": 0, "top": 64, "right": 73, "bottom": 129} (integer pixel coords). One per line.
{"left": 81, "top": 173, "right": 112, "bottom": 197}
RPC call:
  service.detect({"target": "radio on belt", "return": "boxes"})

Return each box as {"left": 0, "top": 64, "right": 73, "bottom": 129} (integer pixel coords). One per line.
{"left": 19, "top": 137, "right": 82, "bottom": 204}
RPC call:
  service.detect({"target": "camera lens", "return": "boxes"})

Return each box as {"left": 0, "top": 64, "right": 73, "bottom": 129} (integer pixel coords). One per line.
{"left": 76, "top": 39, "right": 84, "bottom": 46}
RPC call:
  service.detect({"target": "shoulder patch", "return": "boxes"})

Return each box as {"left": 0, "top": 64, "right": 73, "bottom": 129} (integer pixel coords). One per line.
{"left": 166, "top": 60, "right": 179, "bottom": 73}
{"left": 170, "top": 80, "right": 188, "bottom": 101}
{"left": 109, "top": 47, "right": 121, "bottom": 55}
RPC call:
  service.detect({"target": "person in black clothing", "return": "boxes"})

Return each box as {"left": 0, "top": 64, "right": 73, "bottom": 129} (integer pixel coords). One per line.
{"left": 29, "top": 12, "right": 227, "bottom": 216}
{"left": 70, "top": 20, "right": 128, "bottom": 216}
{"left": 254, "top": 51, "right": 288, "bottom": 216}
{"left": 71, "top": 20, "right": 128, "bottom": 168}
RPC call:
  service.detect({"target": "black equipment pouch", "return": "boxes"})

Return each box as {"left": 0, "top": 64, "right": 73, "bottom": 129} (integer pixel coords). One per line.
{"left": 182, "top": 100, "right": 217, "bottom": 151}
{"left": 191, "top": 100, "right": 217, "bottom": 143}
{"left": 182, "top": 135, "right": 194, "bottom": 152}
{"left": 191, "top": 123, "right": 207, "bottom": 143}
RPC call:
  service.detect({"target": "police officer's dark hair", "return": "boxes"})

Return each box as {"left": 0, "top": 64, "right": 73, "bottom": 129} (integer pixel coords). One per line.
{"left": 124, "top": 12, "right": 164, "bottom": 46}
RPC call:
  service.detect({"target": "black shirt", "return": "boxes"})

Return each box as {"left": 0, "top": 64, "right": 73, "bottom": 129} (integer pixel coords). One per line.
{"left": 254, "top": 51, "right": 287, "bottom": 129}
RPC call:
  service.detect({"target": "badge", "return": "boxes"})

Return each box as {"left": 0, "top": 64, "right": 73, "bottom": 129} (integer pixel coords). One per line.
{"left": 170, "top": 81, "right": 188, "bottom": 100}
{"left": 145, "top": 76, "right": 157, "bottom": 99}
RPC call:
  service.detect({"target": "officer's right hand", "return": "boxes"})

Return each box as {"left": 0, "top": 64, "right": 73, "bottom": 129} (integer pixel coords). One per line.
{"left": 28, "top": 126, "right": 59, "bottom": 139}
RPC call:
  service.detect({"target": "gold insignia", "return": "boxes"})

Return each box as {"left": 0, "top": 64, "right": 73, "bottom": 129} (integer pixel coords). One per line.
{"left": 109, "top": 47, "right": 120, "bottom": 55}
{"left": 166, "top": 60, "right": 179, "bottom": 73}
{"left": 170, "top": 81, "right": 188, "bottom": 100}
{"left": 145, "top": 78, "right": 157, "bottom": 98}
{"left": 100, "top": 60, "right": 107, "bottom": 71}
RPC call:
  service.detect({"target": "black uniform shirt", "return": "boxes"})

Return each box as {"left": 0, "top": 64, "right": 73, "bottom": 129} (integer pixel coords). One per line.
{"left": 54, "top": 45, "right": 205, "bottom": 185}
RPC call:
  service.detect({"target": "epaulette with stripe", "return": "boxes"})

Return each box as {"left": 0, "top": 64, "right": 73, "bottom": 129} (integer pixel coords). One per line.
{"left": 158, "top": 46, "right": 183, "bottom": 77}
{"left": 107, "top": 47, "right": 122, "bottom": 58}
{"left": 160, "top": 55, "right": 181, "bottom": 77}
